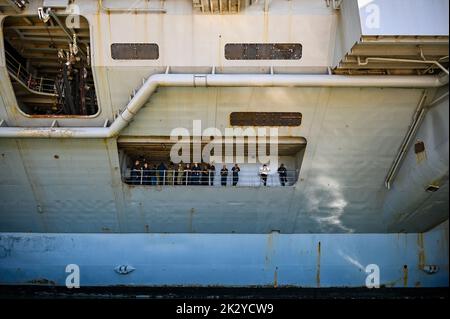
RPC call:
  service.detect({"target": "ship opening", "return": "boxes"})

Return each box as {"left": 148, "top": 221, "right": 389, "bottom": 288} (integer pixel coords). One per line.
{"left": 2, "top": 15, "right": 98, "bottom": 116}
{"left": 118, "top": 137, "right": 306, "bottom": 187}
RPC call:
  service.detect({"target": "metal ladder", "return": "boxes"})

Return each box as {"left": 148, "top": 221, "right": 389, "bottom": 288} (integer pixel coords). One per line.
{"left": 4, "top": 50, "right": 57, "bottom": 97}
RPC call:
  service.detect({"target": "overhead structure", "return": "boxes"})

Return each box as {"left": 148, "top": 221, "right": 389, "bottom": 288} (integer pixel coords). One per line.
{"left": 0, "top": 0, "right": 28, "bottom": 13}
{"left": 333, "top": 0, "right": 449, "bottom": 75}
{"left": 2, "top": 14, "right": 97, "bottom": 116}
{"left": 334, "top": 36, "right": 449, "bottom": 75}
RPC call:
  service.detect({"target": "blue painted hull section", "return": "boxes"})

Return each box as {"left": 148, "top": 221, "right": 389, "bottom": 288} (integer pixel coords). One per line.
{"left": 0, "top": 226, "right": 448, "bottom": 288}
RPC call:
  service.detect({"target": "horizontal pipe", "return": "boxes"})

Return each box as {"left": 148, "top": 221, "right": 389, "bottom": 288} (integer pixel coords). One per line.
{"left": 358, "top": 56, "right": 450, "bottom": 75}
{"left": 203, "top": 74, "right": 448, "bottom": 87}
{"left": 0, "top": 127, "right": 110, "bottom": 139}
{"left": 0, "top": 73, "right": 448, "bottom": 139}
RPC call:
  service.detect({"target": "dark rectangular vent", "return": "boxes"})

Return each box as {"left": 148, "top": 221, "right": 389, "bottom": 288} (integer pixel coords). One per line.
{"left": 225, "top": 43, "right": 302, "bottom": 60}
{"left": 111, "top": 43, "right": 159, "bottom": 60}
{"left": 230, "top": 112, "right": 302, "bottom": 126}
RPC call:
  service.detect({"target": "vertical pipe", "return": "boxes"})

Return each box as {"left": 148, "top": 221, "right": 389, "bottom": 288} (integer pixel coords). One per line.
{"left": 385, "top": 93, "right": 428, "bottom": 189}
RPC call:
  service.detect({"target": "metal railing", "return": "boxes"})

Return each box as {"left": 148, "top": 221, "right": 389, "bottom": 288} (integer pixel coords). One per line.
{"left": 4, "top": 50, "right": 57, "bottom": 95}
{"left": 123, "top": 169, "right": 299, "bottom": 187}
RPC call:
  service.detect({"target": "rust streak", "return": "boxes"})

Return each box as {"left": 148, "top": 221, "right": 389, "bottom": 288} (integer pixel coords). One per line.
{"left": 316, "top": 241, "right": 321, "bottom": 288}
{"left": 273, "top": 267, "right": 278, "bottom": 288}
{"left": 263, "top": 9, "right": 269, "bottom": 43}
{"left": 265, "top": 232, "right": 274, "bottom": 265}
{"left": 418, "top": 233, "right": 426, "bottom": 269}
{"left": 403, "top": 265, "right": 408, "bottom": 287}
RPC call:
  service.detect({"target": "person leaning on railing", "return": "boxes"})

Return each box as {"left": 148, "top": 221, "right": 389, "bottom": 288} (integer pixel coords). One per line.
{"left": 208, "top": 163, "right": 216, "bottom": 186}
{"left": 184, "top": 164, "right": 192, "bottom": 185}
{"left": 142, "top": 163, "right": 152, "bottom": 185}
{"left": 157, "top": 162, "right": 167, "bottom": 185}
{"left": 232, "top": 164, "right": 240, "bottom": 186}
{"left": 201, "top": 164, "right": 209, "bottom": 186}
{"left": 192, "top": 163, "right": 202, "bottom": 185}
{"left": 150, "top": 165, "right": 158, "bottom": 185}
{"left": 220, "top": 165, "right": 229, "bottom": 186}
{"left": 130, "top": 160, "right": 142, "bottom": 185}
{"left": 259, "top": 164, "right": 270, "bottom": 186}
{"left": 167, "top": 163, "right": 175, "bottom": 186}
{"left": 176, "top": 163, "right": 184, "bottom": 185}
{"left": 277, "top": 164, "right": 288, "bottom": 186}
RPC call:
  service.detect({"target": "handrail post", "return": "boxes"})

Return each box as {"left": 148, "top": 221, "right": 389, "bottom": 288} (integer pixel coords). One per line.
{"left": 17, "top": 64, "right": 21, "bottom": 79}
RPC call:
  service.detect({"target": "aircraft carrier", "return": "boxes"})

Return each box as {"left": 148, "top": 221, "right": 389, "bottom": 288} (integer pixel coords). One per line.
{"left": 0, "top": 0, "right": 448, "bottom": 294}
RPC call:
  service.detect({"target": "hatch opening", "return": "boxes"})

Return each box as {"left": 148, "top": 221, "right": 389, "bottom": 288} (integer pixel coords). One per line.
{"left": 2, "top": 15, "right": 98, "bottom": 117}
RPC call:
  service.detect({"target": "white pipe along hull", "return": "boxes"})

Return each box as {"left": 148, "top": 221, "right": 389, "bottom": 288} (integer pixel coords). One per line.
{"left": 0, "top": 73, "right": 448, "bottom": 139}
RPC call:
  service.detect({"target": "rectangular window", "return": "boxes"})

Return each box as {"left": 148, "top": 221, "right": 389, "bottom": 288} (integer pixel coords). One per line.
{"left": 225, "top": 43, "right": 302, "bottom": 60}
{"left": 230, "top": 112, "right": 302, "bottom": 127}
{"left": 118, "top": 137, "right": 306, "bottom": 187}
{"left": 111, "top": 43, "right": 159, "bottom": 60}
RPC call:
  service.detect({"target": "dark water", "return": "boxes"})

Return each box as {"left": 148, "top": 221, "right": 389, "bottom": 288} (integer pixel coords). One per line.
{"left": 0, "top": 286, "right": 448, "bottom": 299}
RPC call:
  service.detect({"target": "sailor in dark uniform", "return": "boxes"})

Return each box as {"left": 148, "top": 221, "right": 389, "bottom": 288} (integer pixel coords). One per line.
{"left": 184, "top": 164, "right": 192, "bottom": 185}
{"left": 157, "top": 162, "right": 167, "bottom": 185}
{"left": 192, "top": 162, "right": 202, "bottom": 185}
{"left": 150, "top": 164, "right": 157, "bottom": 185}
{"left": 202, "top": 163, "right": 209, "bottom": 186}
{"left": 220, "top": 165, "right": 229, "bottom": 186}
{"left": 277, "top": 163, "right": 288, "bottom": 186}
{"left": 208, "top": 163, "right": 216, "bottom": 186}
{"left": 142, "top": 162, "right": 152, "bottom": 185}
{"left": 232, "top": 164, "right": 240, "bottom": 186}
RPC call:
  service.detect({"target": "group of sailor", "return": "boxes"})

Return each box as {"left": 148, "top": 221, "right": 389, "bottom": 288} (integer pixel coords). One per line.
{"left": 129, "top": 160, "right": 217, "bottom": 186}
{"left": 128, "top": 159, "right": 289, "bottom": 186}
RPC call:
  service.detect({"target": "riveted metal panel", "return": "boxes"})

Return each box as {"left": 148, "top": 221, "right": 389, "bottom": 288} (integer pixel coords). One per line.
{"left": 230, "top": 112, "right": 302, "bottom": 126}
{"left": 111, "top": 43, "right": 159, "bottom": 60}
{"left": 225, "top": 43, "right": 302, "bottom": 60}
